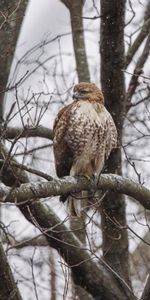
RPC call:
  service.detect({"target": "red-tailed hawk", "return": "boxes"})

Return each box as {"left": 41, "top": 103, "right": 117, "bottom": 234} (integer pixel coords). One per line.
{"left": 53, "top": 82, "right": 117, "bottom": 215}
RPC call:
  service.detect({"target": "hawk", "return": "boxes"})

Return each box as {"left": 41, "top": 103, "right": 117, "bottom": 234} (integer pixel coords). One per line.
{"left": 53, "top": 82, "right": 117, "bottom": 215}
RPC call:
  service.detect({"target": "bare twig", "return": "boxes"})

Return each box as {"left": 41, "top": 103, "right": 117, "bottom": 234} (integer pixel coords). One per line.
{"left": 2, "top": 125, "right": 53, "bottom": 140}
{"left": 0, "top": 159, "right": 53, "bottom": 181}
{"left": 30, "top": 249, "right": 39, "bottom": 300}
{"left": 125, "top": 18, "right": 150, "bottom": 68}
{"left": 126, "top": 34, "right": 150, "bottom": 110}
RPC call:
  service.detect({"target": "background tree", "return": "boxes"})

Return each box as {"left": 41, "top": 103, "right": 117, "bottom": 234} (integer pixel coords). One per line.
{"left": 1, "top": 0, "right": 150, "bottom": 299}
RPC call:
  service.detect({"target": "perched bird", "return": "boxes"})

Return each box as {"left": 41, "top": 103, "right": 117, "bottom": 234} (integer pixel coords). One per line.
{"left": 53, "top": 82, "right": 117, "bottom": 215}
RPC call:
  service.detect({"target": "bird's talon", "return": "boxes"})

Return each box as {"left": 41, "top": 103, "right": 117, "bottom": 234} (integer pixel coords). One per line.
{"left": 83, "top": 174, "right": 91, "bottom": 181}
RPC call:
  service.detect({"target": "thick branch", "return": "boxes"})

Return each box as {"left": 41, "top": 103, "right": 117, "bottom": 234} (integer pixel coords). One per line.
{"left": 61, "top": 0, "right": 90, "bottom": 81}
{"left": 0, "top": 242, "right": 23, "bottom": 300}
{"left": 1, "top": 174, "right": 150, "bottom": 210}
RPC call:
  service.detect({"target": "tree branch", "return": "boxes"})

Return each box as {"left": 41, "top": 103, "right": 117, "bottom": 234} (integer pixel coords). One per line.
{"left": 0, "top": 159, "right": 53, "bottom": 181}
{"left": 125, "top": 18, "right": 150, "bottom": 68}
{"left": 141, "top": 274, "right": 150, "bottom": 300}
{"left": 2, "top": 233, "right": 48, "bottom": 249}
{"left": 61, "top": 0, "right": 90, "bottom": 82}
{"left": 0, "top": 174, "right": 150, "bottom": 210}
{"left": 2, "top": 125, "right": 53, "bottom": 140}
{"left": 126, "top": 33, "right": 150, "bottom": 110}
{"left": 0, "top": 242, "right": 23, "bottom": 300}
{"left": 125, "top": 1, "right": 150, "bottom": 68}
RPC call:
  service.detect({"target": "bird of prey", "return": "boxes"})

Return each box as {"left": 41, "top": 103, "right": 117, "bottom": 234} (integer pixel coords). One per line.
{"left": 53, "top": 82, "right": 117, "bottom": 215}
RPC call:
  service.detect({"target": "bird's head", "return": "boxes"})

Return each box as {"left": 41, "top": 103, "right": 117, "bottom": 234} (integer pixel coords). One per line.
{"left": 73, "top": 82, "right": 104, "bottom": 104}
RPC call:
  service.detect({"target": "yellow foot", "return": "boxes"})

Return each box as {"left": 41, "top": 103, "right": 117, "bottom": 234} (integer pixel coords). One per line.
{"left": 75, "top": 174, "right": 91, "bottom": 181}
{"left": 83, "top": 174, "right": 91, "bottom": 181}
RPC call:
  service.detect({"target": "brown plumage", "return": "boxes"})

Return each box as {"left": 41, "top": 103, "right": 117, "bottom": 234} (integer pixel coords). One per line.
{"left": 53, "top": 82, "right": 117, "bottom": 215}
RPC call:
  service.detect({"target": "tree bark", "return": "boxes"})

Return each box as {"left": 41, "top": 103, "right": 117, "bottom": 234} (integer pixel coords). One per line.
{"left": 0, "top": 242, "right": 23, "bottom": 300}
{"left": 61, "top": 0, "right": 90, "bottom": 82}
{"left": 100, "top": 0, "right": 131, "bottom": 286}
{"left": 0, "top": 0, "right": 28, "bottom": 121}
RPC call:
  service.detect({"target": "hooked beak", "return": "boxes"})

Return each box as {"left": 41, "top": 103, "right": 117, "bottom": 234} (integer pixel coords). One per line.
{"left": 73, "top": 91, "right": 80, "bottom": 100}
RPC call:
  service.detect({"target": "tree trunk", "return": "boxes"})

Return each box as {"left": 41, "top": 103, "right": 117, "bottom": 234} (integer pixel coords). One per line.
{"left": 100, "top": 0, "right": 131, "bottom": 287}
{"left": 0, "top": 0, "right": 28, "bottom": 121}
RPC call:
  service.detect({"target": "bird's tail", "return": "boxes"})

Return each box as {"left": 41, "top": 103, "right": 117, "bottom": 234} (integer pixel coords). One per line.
{"left": 60, "top": 190, "right": 105, "bottom": 217}
{"left": 67, "top": 191, "right": 93, "bottom": 217}
{"left": 67, "top": 190, "right": 106, "bottom": 216}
